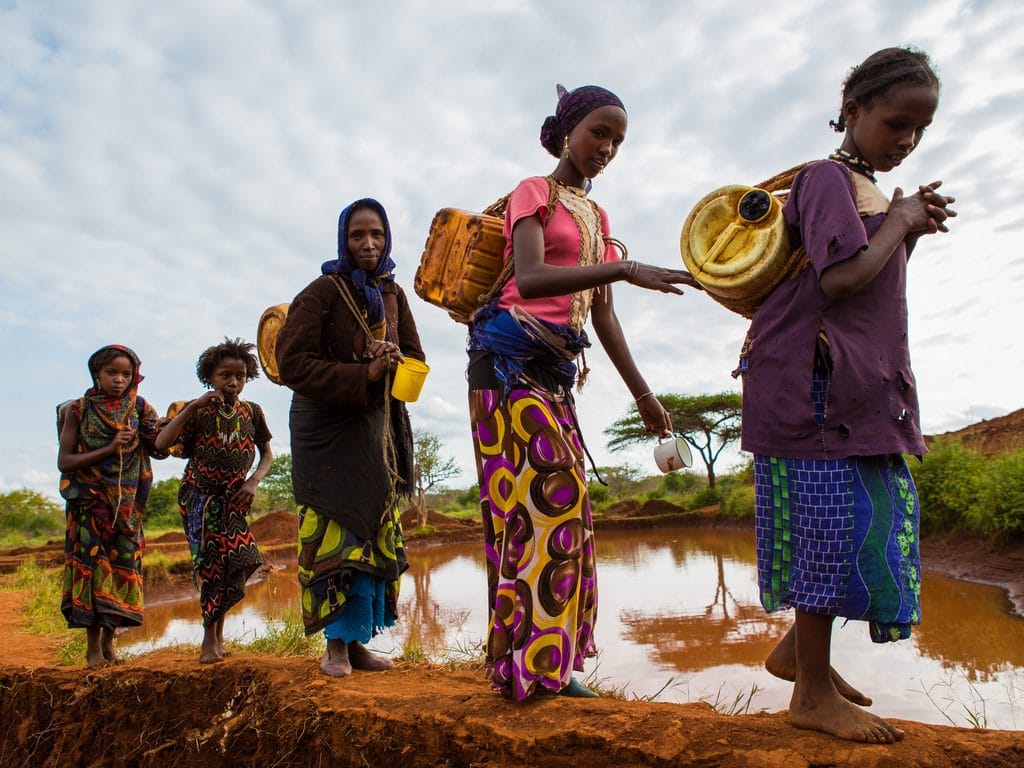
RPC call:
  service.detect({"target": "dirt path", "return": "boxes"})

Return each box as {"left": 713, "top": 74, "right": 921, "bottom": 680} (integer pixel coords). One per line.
{"left": 0, "top": 591, "right": 58, "bottom": 668}
{"left": 1, "top": 653, "right": 1021, "bottom": 768}
{"left": 2, "top": 508, "right": 1023, "bottom": 766}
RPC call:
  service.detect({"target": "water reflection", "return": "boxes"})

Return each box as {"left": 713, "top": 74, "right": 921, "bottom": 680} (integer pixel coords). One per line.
{"left": 122, "top": 528, "right": 1024, "bottom": 729}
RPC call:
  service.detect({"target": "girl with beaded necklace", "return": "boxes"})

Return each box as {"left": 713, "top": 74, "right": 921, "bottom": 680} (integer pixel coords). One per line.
{"left": 58, "top": 344, "right": 168, "bottom": 667}
{"left": 155, "top": 338, "right": 273, "bottom": 664}
{"left": 736, "top": 47, "right": 956, "bottom": 743}
{"left": 466, "top": 84, "right": 700, "bottom": 701}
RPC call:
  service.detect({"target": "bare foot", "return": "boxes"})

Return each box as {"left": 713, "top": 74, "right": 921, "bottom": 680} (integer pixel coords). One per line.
{"left": 789, "top": 684, "right": 904, "bottom": 744}
{"left": 200, "top": 625, "right": 221, "bottom": 664}
{"left": 347, "top": 642, "right": 393, "bottom": 671}
{"left": 86, "top": 627, "right": 108, "bottom": 668}
{"left": 100, "top": 628, "right": 122, "bottom": 665}
{"left": 215, "top": 617, "right": 227, "bottom": 658}
{"left": 320, "top": 639, "right": 353, "bottom": 677}
{"left": 766, "top": 628, "right": 872, "bottom": 706}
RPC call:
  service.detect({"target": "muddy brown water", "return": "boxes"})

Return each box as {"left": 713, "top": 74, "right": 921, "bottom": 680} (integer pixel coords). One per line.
{"left": 123, "top": 527, "right": 1024, "bottom": 729}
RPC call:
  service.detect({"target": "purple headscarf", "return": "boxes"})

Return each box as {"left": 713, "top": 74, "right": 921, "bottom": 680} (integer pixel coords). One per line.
{"left": 540, "top": 84, "right": 626, "bottom": 158}
{"left": 321, "top": 198, "right": 396, "bottom": 334}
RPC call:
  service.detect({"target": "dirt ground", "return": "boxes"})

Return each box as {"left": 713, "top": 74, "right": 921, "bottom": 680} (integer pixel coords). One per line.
{"left": 928, "top": 408, "right": 1024, "bottom": 456}
{"left": 5, "top": 407, "right": 1024, "bottom": 766}
{"left": 2, "top": 510, "right": 1023, "bottom": 767}
{"left": 3, "top": 650, "right": 1023, "bottom": 768}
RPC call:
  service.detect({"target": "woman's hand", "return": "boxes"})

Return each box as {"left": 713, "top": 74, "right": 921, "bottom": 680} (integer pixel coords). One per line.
{"left": 637, "top": 394, "right": 673, "bottom": 437}
{"left": 624, "top": 262, "right": 703, "bottom": 295}
{"left": 366, "top": 340, "right": 404, "bottom": 382}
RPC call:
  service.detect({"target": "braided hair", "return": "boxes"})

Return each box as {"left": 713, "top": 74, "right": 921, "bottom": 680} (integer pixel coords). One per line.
{"left": 196, "top": 337, "right": 260, "bottom": 387}
{"left": 831, "top": 47, "right": 939, "bottom": 132}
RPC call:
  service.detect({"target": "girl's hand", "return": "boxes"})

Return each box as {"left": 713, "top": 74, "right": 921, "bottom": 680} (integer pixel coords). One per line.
{"left": 194, "top": 390, "right": 221, "bottom": 409}
{"left": 625, "top": 262, "right": 703, "bottom": 295}
{"left": 110, "top": 428, "right": 135, "bottom": 454}
{"left": 890, "top": 182, "right": 956, "bottom": 236}
{"left": 637, "top": 394, "right": 673, "bottom": 437}
{"left": 918, "top": 181, "right": 957, "bottom": 233}
{"left": 235, "top": 477, "right": 258, "bottom": 507}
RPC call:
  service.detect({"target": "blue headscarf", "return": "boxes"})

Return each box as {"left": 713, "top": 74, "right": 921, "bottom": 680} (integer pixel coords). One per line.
{"left": 321, "top": 198, "right": 397, "bottom": 334}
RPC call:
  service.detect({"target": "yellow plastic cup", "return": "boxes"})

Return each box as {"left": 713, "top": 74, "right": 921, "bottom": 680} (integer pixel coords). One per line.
{"left": 391, "top": 358, "right": 430, "bottom": 402}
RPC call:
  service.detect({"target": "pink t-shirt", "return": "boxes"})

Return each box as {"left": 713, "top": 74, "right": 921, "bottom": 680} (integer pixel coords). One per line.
{"left": 496, "top": 176, "right": 621, "bottom": 328}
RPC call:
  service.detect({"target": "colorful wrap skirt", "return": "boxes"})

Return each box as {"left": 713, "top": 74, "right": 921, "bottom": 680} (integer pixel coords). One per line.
{"left": 470, "top": 385, "right": 598, "bottom": 700}
{"left": 754, "top": 453, "right": 922, "bottom": 642}
{"left": 61, "top": 501, "right": 144, "bottom": 629}
{"left": 179, "top": 483, "right": 264, "bottom": 627}
{"left": 296, "top": 503, "right": 406, "bottom": 637}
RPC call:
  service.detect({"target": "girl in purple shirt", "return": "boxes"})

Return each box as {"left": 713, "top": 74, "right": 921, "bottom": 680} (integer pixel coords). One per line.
{"left": 738, "top": 48, "right": 956, "bottom": 743}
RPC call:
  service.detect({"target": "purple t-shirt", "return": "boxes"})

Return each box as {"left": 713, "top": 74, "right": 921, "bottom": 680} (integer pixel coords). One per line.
{"left": 739, "top": 159, "right": 926, "bottom": 459}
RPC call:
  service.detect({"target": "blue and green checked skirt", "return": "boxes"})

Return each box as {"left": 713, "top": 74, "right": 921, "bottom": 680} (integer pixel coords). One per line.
{"left": 753, "top": 453, "right": 921, "bottom": 642}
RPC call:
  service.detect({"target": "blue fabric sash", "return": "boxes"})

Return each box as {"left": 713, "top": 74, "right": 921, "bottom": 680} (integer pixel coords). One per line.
{"left": 468, "top": 303, "right": 590, "bottom": 396}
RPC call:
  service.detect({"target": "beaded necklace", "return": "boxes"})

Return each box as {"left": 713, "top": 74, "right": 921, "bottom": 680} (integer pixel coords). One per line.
{"left": 215, "top": 400, "right": 241, "bottom": 444}
{"left": 829, "top": 148, "right": 876, "bottom": 183}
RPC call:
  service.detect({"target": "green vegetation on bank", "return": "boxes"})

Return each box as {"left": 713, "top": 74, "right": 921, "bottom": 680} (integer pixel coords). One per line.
{"left": 911, "top": 438, "right": 1024, "bottom": 540}
{"left": 0, "top": 489, "right": 65, "bottom": 548}
{"left": 586, "top": 462, "right": 755, "bottom": 520}
{"left": 422, "top": 463, "right": 757, "bottom": 522}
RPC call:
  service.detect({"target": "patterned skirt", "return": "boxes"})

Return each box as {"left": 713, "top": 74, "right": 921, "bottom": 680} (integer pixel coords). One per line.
{"left": 754, "top": 453, "right": 922, "bottom": 642}
{"left": 296, "top": 503, "right": 406, "bottom": 637}
{"left": 470, "top": 386, "right": 598, "bottom": 701}
{"left": 179, "top": 483, "right": 264, "bottom": 626}
{"left": 61, "top": 501, "right": 144, "bottom": 629}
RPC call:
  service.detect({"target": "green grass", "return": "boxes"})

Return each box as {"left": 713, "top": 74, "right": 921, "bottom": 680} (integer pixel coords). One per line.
{"left": 238, "top": 613, "right": 324, "bottom": 657}
{"left": 141, "top": 549, "right": 193, "bottom": 585}
{"left": 404, "top": 524, "right": 439, "bottom": 539}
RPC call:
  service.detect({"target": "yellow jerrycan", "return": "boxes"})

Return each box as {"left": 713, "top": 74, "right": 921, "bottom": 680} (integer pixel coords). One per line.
{"left": 680, "top": 164, "right": 809, "bottom": 318}
{"left": 256, "top": 303, "right": 290, "bottom": 384}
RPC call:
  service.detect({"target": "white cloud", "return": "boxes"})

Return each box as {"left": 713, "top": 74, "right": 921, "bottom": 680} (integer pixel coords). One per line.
{"left": 2, "top": 0, "right": 1022, "bottom": 499}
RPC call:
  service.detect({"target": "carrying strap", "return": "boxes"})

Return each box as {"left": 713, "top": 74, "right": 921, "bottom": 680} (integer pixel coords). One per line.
{"left": 329, "top": 276, "right": 405, "bottom": 511}
{"left": 471, "top": 177, "right": 630, "bottom": 320}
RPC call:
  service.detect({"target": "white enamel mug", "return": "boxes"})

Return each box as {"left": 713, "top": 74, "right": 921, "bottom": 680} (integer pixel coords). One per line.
{"left": 653, "top": 436, "right": 693, "bottom": 473}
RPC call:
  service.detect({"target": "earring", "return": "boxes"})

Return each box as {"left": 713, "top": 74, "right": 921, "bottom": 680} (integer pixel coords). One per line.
{"left": 563, "top": 135, "right": 570, "bottom": 157}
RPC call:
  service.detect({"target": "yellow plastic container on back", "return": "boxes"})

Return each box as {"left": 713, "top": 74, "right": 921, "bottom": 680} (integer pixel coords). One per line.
{"left": 414, "top": 208, "right": 507, "bottom": 324}
{"left": 257, "top": 303, "right": 290, "bottom": 384}
{"left": 680, "top": 185, "right": 807, "bottom": 318}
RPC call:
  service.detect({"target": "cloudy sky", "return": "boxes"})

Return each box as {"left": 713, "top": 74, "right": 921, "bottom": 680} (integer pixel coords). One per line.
{"left": 3, "top": 0, "right": 1022, "bottom": 498}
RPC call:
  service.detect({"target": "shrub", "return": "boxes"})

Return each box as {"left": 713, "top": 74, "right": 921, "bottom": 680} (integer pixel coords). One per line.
{"left": 660, "top": 471, "right": 700, "bottom": 494}
{"left": 973, "top": 452, "right": 1024, "bottom": 538}
{"left": 722, "top": 485, "right": 755, "bottom": 519}
{"left": 686, "top": 486, "right": 720, "bottom": 510}
{"left": 909, "top": 439, "right": 985, "bottom": 534}
{"left": 588, "top": 484, "right": 609, "bottom": 506}
{"left": 0, "top": 489, "right": 65, "bottom": 542}
{"left": 144, "top": 478, "right": 181, "bottom": 529}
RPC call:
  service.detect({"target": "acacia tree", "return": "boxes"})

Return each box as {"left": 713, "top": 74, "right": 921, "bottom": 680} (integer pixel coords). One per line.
{"left": 604, "top": 392, "right": 742, "bottom": 488}
{"left": 413, "top": 430, "right": 460, "bottom": 527}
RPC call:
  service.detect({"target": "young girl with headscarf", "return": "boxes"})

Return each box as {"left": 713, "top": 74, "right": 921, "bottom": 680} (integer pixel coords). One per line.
{"left": 57, "top": 344, "right": 168, "bottom": 667}
{"left": 276, "top": 199, "right": 426, "bottom": 677}
{"left": 467, "top": 84, "right": 699, "bottom": 700}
